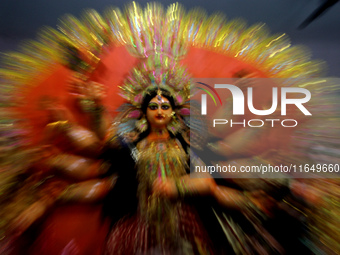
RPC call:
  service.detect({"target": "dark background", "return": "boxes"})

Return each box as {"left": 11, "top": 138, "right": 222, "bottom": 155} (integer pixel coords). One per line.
{"left": 0, "top": 0, "right": 339, "bottom": 76}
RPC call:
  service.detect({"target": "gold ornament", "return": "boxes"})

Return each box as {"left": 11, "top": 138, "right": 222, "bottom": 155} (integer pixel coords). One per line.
{"left": 167, "top": 112, "right": 182, "bottom": 135}
{"left": 136, "top": 116, "right": 148, "bottom": 133}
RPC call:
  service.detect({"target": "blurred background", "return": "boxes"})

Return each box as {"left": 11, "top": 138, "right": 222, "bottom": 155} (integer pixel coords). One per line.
{"left": 0, "top": 0, "right": 339, "bottom": 76}
{"left": 0, "top": 1, "right": 339, "bottom": 254}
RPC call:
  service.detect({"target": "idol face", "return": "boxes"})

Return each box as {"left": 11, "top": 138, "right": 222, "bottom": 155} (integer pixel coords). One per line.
{"left": 146, "top": 95, "right": 173, "bottom": 129}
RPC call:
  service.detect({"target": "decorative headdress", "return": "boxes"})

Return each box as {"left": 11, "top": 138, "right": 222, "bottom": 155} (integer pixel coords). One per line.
{"left": 119, "top": 54, "right": 191, "bottom": 108}
{"left": 114, "top": 53, "right": 193, "bottom": 136}
{"left": 110, "top": 3, "right": 196, "bottom": 136}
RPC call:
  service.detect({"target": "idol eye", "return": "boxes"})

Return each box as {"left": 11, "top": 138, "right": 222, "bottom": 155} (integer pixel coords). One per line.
{"left": 148, "top": 103, "right": 158, "bottom": 110}
{"left": 161, "top": 104, "right": 170, "bottom": 110}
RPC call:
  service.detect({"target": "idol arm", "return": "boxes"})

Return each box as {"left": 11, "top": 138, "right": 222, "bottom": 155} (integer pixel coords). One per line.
{"left": 44, "top": 118, "right": 104, "bottom": 157}
{"left": 45, "top": 152, "right": 110, "bottom": 181}
{"left": 58, "top": 175, "right": 118, "bottom": 203}
{"left": 153, "top": 173, "right": 276, "bottom": 213}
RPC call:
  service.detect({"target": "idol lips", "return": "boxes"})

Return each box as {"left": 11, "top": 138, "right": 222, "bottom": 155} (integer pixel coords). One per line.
{"left": 155, "top": 115, "right": 165, "bottom": 120}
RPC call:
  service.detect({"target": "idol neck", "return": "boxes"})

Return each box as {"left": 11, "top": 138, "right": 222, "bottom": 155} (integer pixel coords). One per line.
{"left": 148, "top": 127, "right": 170, "bottom": 140}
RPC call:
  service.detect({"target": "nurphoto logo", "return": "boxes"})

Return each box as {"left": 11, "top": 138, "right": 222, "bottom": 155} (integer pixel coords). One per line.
{"left": 197, "top": 81, "right": 312, "bottom": 128}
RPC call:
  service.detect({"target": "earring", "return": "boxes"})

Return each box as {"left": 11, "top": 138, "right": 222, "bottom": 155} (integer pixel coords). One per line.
{"left": 136, "top": 116, "right": 148, "bottom": 133}
{"left": 167, "top": 112, "right": 182, "bottom": 135}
